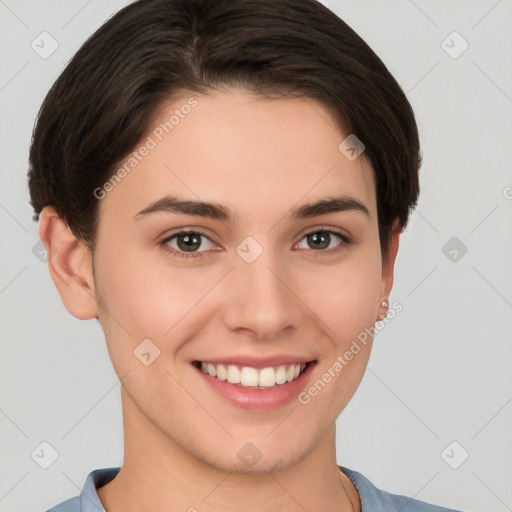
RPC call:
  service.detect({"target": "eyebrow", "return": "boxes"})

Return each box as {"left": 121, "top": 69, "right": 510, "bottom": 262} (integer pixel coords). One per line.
{"left": 133, "top": 194, "right": 369, "bottom": 222}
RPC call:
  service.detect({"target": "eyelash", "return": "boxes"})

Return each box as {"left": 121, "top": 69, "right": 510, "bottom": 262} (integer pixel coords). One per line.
{"left": 159, "top": 227, "right": 351, "bottom": 260}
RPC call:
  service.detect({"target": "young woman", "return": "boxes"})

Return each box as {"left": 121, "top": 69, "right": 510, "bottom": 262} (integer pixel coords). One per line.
{"left": 29, "top": 0, "right": 463, "bottom": 510}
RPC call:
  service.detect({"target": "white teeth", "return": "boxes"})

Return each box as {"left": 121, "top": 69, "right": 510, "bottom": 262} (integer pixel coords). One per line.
{"left": 216, "top": 364, "right": 227, "bottom": 381}
{"left": 240, "top": 367, "right": 259, "bottom": 386}
{"left": 227, "top": 365, "right": 241, "bottom": 384}
{"left": 259, "top": 367, "right": 277, "bottom": 387}
{"left": 198, "top": 361, "right": 309, "bottom": 388}
{"left": 275, "top": 366, "right": 287, "bottom": 385}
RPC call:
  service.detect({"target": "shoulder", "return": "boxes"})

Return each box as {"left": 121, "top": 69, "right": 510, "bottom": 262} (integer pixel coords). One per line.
{"left": 43, "top": 497, "right": 80, "bottom": 512}
{"left": 340, "top": 466, "right": 464, "bottom": 512}
{"left": 42, "top": 467, "right": 120, "bottom": 512}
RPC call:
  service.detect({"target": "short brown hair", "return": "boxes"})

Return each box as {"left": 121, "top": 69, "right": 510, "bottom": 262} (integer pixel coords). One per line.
{"left": 28, "top": 0, "right": 421, "bottom": 259}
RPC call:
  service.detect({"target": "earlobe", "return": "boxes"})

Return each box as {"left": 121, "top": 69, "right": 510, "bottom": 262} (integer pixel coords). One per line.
{"left": 377, "top": 221, "right": 401, "bottom": 321}
{"left": 38, "top": 206, "right": 99, "bottom": 320}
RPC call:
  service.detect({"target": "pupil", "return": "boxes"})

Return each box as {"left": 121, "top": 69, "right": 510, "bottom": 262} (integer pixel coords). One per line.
{"left": 176, "top": 232, "right": 331, "bottom": 253}
{"left": 308, "top": 231, "right": 329, "bottom": 250}
{"left": 178, "top": 233, "right": 201, "bottom": 252}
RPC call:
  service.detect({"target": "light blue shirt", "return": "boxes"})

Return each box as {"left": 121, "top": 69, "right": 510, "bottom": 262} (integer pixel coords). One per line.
{"left": 44, "top": 466, "right": 463, "bottom": 511}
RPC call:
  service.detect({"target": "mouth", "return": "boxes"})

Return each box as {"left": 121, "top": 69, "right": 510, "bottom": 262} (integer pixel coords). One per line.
{"left": 192, "top": 360, "right": 316, "bottom": 390}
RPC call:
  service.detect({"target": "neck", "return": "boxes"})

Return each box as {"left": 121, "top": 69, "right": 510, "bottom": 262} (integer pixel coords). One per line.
{"left": 97, "top": 388, "right": 360, "bottom": 512}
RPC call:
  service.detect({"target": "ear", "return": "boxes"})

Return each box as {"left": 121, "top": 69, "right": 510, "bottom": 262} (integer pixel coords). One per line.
{"left": 38, "top": 206, "right": 99, "bottom": 320}
{"left": 377, "top": 219, "right": 401, "bottom": 321}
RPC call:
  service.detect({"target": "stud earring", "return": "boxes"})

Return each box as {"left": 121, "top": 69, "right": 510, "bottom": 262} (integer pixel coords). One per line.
{"left": 377, "top": 300, "right": 389, "bottom": 321}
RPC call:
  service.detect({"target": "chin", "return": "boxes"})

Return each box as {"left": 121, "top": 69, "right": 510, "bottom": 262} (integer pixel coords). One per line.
{"left": 205, "top": 452, "right": 304, "bottom": 476}
{"left": 190, "top": 432, "right": 315, "bottom": 476}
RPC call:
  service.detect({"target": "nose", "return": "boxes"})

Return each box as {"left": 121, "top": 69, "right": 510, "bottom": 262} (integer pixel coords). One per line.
{"left": 221, "top": 249, "right": 300, "bottom": 340}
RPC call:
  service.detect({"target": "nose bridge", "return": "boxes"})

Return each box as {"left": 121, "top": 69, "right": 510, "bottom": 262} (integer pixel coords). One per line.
{"left": 223, "top": 239, "right": 297, "bottom": 338}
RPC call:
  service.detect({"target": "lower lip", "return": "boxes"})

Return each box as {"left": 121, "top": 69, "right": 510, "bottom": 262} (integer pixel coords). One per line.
{"left": 194, "top": 362, "right": 317, "bottom": 411}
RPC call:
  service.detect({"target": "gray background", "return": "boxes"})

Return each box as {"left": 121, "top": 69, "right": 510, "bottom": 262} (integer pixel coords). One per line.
{"left": 1, "top": 0, "right": 511, "bottom": 511}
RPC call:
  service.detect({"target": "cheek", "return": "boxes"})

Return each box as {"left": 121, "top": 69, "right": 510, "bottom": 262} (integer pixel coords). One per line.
{"left": 97, "top": 232, "right": 382, "bottom": 357}
{"left": 298, "top": 251, "right": 382, "bottom": 335}
{"left": 97, "top": 243, "right": 191, "bottom": 326}
{"left": 96, "top": 247, "right": 218, "bottom": 366}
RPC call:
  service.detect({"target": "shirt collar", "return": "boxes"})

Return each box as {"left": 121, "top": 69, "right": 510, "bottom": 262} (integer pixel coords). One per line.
{"left": 340, "top": 466, "right": 397, "bottom": 511}
{"left": 80, "top": 467, "right": 120, "bottom": 512}
{"left": 79, "top": 465, "right": 394, "bottom": 512}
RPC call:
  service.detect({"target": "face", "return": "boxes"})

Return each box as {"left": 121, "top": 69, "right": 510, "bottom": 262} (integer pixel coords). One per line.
{"left": 70, "top": 89, "right": 395, "bottom": 474}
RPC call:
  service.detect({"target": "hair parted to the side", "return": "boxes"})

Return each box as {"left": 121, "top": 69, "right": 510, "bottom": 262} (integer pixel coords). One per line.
{"left": 28, "top": 0, "right": 421, "bottom": 260}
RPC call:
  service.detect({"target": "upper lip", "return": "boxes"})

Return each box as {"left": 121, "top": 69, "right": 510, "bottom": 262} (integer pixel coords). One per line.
{"left": 193, "top": 355, "right": 317, "bottom": 369}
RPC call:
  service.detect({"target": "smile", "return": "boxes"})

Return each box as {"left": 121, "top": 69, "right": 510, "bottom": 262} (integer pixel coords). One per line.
{"left": 193, "top": 361, "right": 312, "bottom": 389}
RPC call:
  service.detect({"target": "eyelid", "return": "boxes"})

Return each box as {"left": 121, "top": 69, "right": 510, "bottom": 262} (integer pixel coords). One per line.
{"left": 159, "top": 225, "right": 351, "bottom": 259}
{"left": 160, "top": 228, "right": 217, "bottom": 251}
{"left": 160, "top": 225, "right": 350, "bottom": 245}
{"left": 296, "top": 224, "right": 351, "bottom": 242}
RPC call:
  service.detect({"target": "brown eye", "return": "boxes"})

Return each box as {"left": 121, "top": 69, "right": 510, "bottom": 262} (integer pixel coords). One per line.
{"left": 162, "top": 231, "right": 215, "bottom": 257}
{"left": 295, "top": 229, "right": 350, "bottom": 255}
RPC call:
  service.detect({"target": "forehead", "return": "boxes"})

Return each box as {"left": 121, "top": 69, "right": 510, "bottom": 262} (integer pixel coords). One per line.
{"left": 99, "top": 89, "right": 376, "bottom": 224}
